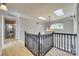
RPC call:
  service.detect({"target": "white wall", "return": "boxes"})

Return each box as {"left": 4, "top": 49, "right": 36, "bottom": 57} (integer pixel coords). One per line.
{"left": 76, "top": 3, "right": 79, "bottom": 55}
{"left": 20, "top": 17, "right": 44, "bottom": 44}
{"left": 0, "top": 11, "right": 45, "bottom": 47}
{"left": 44, "top": 18, "right": 74, "bottom": 34}
{"left": 0, "top": 15, "right": 2, "bottom": 49}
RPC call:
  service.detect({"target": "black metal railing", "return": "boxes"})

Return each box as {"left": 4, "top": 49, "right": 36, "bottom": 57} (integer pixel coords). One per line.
{"left": 25, "top": 32, "right": 40, "bottom": 55}
{"left": 25, "top": 31, "right": 77, "bottom": 56}
{"left": 53, "top": 33, "right": 77, "bottom": 55}
{"left": 40, "top": 34, "right": 53, "bottom": 55}
{"left": 25, "top": 31, "right": 53, "bottom": 56}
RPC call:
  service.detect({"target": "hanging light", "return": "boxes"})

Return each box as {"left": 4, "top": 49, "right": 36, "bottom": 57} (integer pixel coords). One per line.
{"left": 0, "top": 3, "right": 8, "bottom": 11}
{"left": 46, "top": 16, "right": 54, "bottom": 32}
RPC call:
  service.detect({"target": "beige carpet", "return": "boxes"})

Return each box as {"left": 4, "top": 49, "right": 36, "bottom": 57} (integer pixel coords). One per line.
{"left": 45, "top": 48, "right": 73, "bottom": 56}
{"left": 1, "top": 41, "right": 33, "bottom": 56}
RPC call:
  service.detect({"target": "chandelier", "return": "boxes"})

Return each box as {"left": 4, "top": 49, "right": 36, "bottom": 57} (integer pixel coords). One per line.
{"left": 46, "top": 16, "right": 54, "bottom": 32}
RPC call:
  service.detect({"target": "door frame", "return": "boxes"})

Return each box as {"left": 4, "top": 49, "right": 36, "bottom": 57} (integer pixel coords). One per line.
{"left": 2, "top": 14, "right": 20, "bottom": 46}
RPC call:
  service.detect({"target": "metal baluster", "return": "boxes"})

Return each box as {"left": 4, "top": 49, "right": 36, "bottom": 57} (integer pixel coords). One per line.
{"left": 60, "top": 35, "right": 61, "bottom": 49}
{"left": 55, "top": 34, "right": 56, "bottom": 47}
{"left": 57, "top": 34, "right": 58, "bottom": 48}
{"left": 64, "top": 35, "right": 66, "bottom": 51}
{"left": 52, "top": 32, "right": 54, "bottom": 47}
{"left": 74, "top": 36, "right": 76, "bottom": 55}
{"left": 54, "top": 34, "right": 55, "bottom": 47}
{"left": 61, "top": 34, "right": 63, "bottom": 50}
{"left": 25, "top": 31, "right": 26, "bottom": 46}
{"left": 56, "top": 34, "right": 57, "bottom": 48}
{"left": 40, "top": 35, "right": 42, "bottom": 55}
{"left": 70, "top": 35, "right": 72, "bottom": 54}
{"left": 38, "top": 32, "right": 40, "bottom": 56}
{"left": 28, "top": 35, "right": 29, "bottom": 47}
{"left": 67, "top": 35, "right": 69, "bottom": 52}
{"left": 53, "top": 34, "right": 55, "bottom": 46}
{"left": 59, "top": 34, "right": 60, "bottom": 49}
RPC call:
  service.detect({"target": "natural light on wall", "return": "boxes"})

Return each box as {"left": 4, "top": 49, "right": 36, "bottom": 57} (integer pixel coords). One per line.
{"left": 51, "top": 23, "right": 64, "bottom": 29}
{"left": 54, "top": 9, "right": 64, "bottom": 16}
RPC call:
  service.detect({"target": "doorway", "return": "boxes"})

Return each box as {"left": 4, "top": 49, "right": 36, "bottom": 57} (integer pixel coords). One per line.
{"left": 4, "top": 19, "right": 16, "bottom": 44}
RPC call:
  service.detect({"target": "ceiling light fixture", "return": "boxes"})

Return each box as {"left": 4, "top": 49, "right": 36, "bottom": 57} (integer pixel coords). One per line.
{"left": 54, "top": 9, "right": 64, "bottom": 16}
{"left": 38, "top": 16, "right": 46, "bottom": 20}
{"left": 46, "top": 16, "right": 54, "bottom": 32}
{"left": 0, "top": 3, "right": 8, "bottom": 11}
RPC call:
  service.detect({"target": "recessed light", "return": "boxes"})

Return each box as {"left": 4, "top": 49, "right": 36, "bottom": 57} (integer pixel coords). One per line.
{"left": 54, "top": 9, "right": 64, "bottom": 16}
{"left": 38, "top": 16, "right": 46, "bottom": 20}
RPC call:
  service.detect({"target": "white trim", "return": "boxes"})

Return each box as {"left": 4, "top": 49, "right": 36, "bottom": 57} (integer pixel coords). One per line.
{"left": 17, "top": 16, "right": 20, "bottom": 40}
{"left": 2, "top": 14, "right": 4, "bottom": 47}
{"left": 2, "top": 14, "right": 19, "bottom": 46}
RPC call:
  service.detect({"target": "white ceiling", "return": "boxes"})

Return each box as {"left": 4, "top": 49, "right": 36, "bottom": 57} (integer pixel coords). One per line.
{"left": 5, "top": 3, "right": 76, "bottom": 21}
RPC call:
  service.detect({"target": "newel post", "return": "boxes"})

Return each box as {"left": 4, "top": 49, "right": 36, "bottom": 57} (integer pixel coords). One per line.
{"left": 25, "top": 31, "right": 26, "bottom": 46}
{"left": 52, "top": 31, "right": 54, "bottom": 47}
{"left": 38, "top": 32, "right": 41, "bottom": 56}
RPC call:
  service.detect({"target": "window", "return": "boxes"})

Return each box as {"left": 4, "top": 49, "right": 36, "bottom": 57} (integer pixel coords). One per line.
{"left": 51, "top": 23, "right": 64, "bottom": 29}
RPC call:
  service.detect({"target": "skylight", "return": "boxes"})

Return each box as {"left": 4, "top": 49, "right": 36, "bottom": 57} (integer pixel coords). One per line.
{"left": 38, "top": 16, "right": 46, "bottom": 20}
{"left": 54, "top": 9, "right": 64, "bottom": 16}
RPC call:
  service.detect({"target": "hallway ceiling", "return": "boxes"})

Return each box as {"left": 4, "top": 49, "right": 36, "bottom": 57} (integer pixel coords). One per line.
{"left": 5, "top": 3, "right": 75, "bottom": 21}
